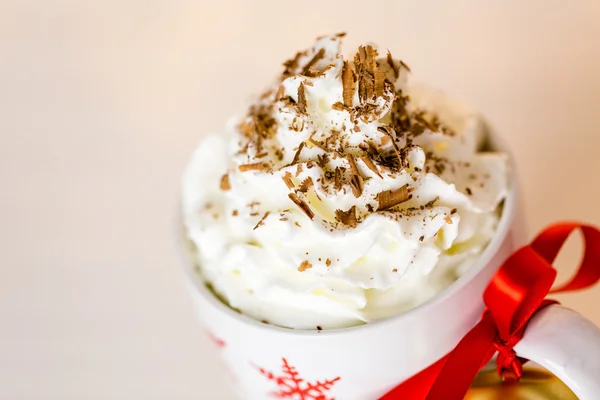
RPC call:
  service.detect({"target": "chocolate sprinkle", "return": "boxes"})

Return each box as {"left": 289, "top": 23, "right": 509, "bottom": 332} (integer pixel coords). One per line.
{"left": 220, "top": 174, "right": 231, "bottom": 191}
{"left": 298, "top": 260, "right": 313, "bottom": 272}
{"left": 253, "top": 211, "right": 270, "bottom": 230}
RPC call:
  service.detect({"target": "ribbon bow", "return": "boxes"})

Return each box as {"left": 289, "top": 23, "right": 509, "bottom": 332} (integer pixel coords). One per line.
{"left": 381, "top": 222, "right": 600, "bottom": 400}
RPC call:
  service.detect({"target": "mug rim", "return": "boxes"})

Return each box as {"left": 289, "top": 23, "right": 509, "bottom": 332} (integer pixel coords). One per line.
{"left": 177, "top": 120, "right": 519, "bottom": 338}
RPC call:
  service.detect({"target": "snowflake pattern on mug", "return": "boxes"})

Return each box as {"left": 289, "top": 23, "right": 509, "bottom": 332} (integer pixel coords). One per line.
{"left": 254, "top": 358, "right": 341, "bottom": 399}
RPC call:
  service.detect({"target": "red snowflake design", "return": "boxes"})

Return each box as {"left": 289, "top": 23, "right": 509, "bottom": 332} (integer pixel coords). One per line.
{"left": 254, "top": 358, "right": 341, "bottom": 399}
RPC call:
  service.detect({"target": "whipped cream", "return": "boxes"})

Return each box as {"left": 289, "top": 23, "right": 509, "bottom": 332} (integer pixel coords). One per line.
{"left": 182, "top": 34, "right": 508, "bottom": 329}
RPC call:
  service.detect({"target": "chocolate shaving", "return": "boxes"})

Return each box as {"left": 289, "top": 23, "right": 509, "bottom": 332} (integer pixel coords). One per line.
{"left": 248, "top": 104, "right": 277, "bottom": 139}
{"left": 354, "top": 45, "right": 380, "bottom": 102}
{"left": 291, "top": 142, "right": 305, "bottom": 165}
{"left": 302, "top": 48, "right": 325, "bottom": 76}
{"left": 274, "top": 149, "right": 284, "bottom": 161}
{"left": 307, "top": 137, "right": 326, "bottom": 151}
{"left": 297, "top": 83, "right": 307, "bottom": 114}
{"left": 423, "top": 196, "right": 440, "bottom": 209}
{"left": 350, "top": 173, "right": 364, "bottom": 197}
{"left": 239, "top": 162, "right": 269, "bottom": 172}
{"left": 359, "top": 155, "right": 382, "bottom": 178}
{"left": 282, "top": 51, "right": 304, "bottom": 78}
{"left": 332, "top": 101, "right": 349, "bottom": 111}
{"left": 220, "top": 174, "right": 231, "bottom": 191}
{"left": 298, "top": 177, "right": 314, "bottom": 193}
{"left": 259, "top": 89, "right": 273, "bottom": 100}
{"left": 414, "top": 112, "right": 437, "bottom": 131}
{"left": 346, "top": 155, "right": 364, "bottom": 197}
{"left": 239, "top": 120, "right": 255, "bottom": 139}
{"left": 389, "top": 89, "right": 412, "bottom": 133}
{"left": 444, "top": 215, "right": 453, "bottom": 224}
{"left": 400, "top": 60, "right": 411, "bottom": 72}
{"left": 288, "top": 193, "right": 314, "bottom": 220}
{"left": 376, "top": 184, "right": 410, "bottom": 210}
{"left": 253, "top": 211, "right": 270, "bottom": 230}
{"left": 378, "top": 126, "right": 404, "bottom": 168}
{"left": 366, "top": 46, "right": 378, "bottom": 71}
{"left": 342, "top": 61, "right": 355, "bottom": 107}
{"left": 290, "top": 117, "right": 305, "bottom": 132}
{"left": 298, "top": 260, "right": 313, "bottom": 272}
{"left": 360, "top": 140, "right": 382, "bottom": 162}
{"left": 387, "top": 50, "right": 399, "bottom": 78}
{"left": 335, "top": 206, "right": 358, "bottom": 228}
{"left": 282, "top": 172, "right": 295, "bottom": 189}
{"left": 317, "top": 153, "right": 329, "bottom": 168}
{"left": 275, "top": 85, "right": 285, "bottom": 100}
{"left": 334, "top": 167, "right": 342, "bottom": 191}
{"left": 374, "top": 70, "right": 387, "bottom": 97}
{"left": 325, "top": 258, "right": 331, "bottom": 267}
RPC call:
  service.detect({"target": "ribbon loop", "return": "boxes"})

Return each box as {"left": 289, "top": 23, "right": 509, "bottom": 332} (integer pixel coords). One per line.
{"left": 483, "top": 246, "right": 556, "bottom": 338}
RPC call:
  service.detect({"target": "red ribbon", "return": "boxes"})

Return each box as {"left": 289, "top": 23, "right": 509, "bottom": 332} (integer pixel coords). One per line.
{"left": 381, "top": 222, "right": 600, "bottom": 400}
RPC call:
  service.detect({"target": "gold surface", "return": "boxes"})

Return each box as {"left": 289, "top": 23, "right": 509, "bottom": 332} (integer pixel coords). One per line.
{"left": 466, "top": 364, "right": 577, "bottom": 399}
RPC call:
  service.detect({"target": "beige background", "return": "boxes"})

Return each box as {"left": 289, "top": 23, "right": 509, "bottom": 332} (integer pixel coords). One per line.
{"left": 1, "top": 1, "right": 600, "bottom": 399}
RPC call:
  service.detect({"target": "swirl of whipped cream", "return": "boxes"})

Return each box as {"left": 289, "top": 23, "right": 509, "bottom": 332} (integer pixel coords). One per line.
{"left": 182, "top": 34, "right": 508, "bottom": 329}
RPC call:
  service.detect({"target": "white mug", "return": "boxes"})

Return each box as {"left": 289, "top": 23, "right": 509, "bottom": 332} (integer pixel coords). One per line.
{"left": 178, "top": 115, "right": 600, "bottom": 400}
